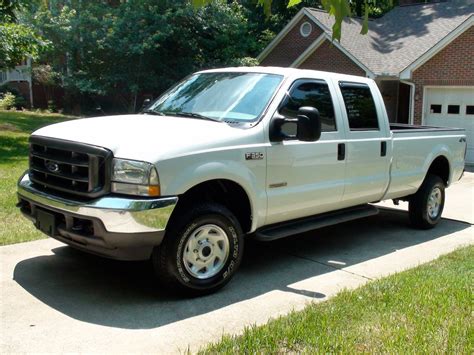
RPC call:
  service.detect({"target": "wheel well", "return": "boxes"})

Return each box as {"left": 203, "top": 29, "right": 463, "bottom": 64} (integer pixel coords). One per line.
{"left": 427, "top": 156, "right": 449, "bottom": 185}
{"left": 168, "top": 179, "right": 252, "bottom": 233}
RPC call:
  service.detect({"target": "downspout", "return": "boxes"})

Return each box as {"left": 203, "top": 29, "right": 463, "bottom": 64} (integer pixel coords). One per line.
{"left": 400, "top": 80, "right": 415, "bottom": 125}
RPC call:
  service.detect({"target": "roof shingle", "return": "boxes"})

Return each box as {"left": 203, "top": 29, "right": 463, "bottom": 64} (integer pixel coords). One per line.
{"left": 307, "top": 1, "right": 474, "bottom": 75}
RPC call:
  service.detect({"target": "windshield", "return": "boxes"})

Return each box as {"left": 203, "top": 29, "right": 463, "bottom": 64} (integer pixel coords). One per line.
{"left": 147, "top": 72, "right": 283, "bottom": 122}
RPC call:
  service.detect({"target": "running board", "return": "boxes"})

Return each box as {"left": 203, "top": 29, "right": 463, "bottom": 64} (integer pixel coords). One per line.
{"left": 255, "top": 204, "right": 379, "bottom": 241}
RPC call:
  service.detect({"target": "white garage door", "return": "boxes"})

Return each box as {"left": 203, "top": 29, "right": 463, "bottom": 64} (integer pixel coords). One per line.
{"left": 424, "top": 87, "right": 474, "bottom": 164}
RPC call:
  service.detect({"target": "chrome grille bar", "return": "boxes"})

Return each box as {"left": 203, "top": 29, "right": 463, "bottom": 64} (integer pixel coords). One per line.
{"left": 28, "top": 136, "right": 112, "bottom": 198}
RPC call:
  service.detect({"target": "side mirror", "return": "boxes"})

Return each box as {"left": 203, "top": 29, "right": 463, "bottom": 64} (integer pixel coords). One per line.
{"left": 296, "top": 106, "right": 321, "bottom": 142}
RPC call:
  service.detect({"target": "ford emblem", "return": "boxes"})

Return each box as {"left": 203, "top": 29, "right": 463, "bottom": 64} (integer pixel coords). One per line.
{"left": 45, "top": 161, "right": 60, "bottom": 173}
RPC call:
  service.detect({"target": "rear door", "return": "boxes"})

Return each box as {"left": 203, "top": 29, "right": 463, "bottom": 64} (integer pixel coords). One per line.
{"left": 265, "top": 79, "right": 347, "bottom": 225}
{"left": 337, "top": 81, "right": 392, "bottom": 205}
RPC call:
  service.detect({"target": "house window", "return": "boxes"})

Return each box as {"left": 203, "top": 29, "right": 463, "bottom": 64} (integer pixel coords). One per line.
{"left": 447, "top": 105, "right": 460, "bottom": 114}
{"left": 430, "top": 104, "right": 442, "bottom": 114}
{"left": 466, "top": 106, "right": 474, "bottom": 115}
{"left": 339, "top": 82, "right": 379, "bottom": 131}
{"left": 279, "top": 79, "right": 337, "bottom": 132}
{"left": 300, "top": 22, "right": 312, "bottom": 38}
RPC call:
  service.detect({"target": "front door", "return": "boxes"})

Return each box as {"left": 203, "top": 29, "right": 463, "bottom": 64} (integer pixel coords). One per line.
{"left": 265, "top": 79, "right": 347, "bottom": 225}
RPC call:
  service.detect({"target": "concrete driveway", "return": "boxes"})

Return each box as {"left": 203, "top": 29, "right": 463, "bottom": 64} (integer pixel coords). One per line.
{"left": 1, "top": 173, "right": 473, "bottom": 353}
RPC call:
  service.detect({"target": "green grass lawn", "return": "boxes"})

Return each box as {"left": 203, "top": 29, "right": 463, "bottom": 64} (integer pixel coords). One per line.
{"left": 0, "top": 110, "right": 74, "bottom": 245}
{"left": 202, "top": 246, "right": 474, "bottom": 354}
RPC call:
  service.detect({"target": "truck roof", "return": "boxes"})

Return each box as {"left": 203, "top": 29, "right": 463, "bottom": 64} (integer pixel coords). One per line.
{"left": 198, "top": 66, "right": 373, "bottom": 84}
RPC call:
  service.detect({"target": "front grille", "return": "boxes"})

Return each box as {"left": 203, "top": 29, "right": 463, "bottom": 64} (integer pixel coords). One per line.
{"left": 29, "top": 136, "right": 112, "bottom": 198}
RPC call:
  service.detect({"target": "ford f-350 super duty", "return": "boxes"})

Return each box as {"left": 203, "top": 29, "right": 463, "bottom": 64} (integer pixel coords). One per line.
{"left": 17, "top": 67, "right": 467, "bottom": 295}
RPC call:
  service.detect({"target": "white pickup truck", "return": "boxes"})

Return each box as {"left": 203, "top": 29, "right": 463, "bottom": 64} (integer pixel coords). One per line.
{"left": 17, "top": 67, "right": 466, "bottom": 295}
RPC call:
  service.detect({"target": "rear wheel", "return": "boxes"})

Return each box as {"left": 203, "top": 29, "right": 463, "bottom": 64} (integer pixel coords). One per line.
{"left": 152, "top": 203, "right": 244, "bottom": 296}
{"left": 409, "top": 174, "right": 445, "bottom": 229}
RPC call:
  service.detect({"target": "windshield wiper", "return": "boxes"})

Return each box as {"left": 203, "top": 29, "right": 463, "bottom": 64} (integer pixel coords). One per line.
{"left": 142, "top": 109, "right": 165, "bottom": 116}
{"left": 170, "top": 112, "right": 221, "bottom": 122}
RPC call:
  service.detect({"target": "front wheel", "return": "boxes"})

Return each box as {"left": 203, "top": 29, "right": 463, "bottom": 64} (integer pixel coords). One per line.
{"left": 152, "top": 203, "right": 244, "bottom": 296}
{"left": 409, "top": 174, "right": 445, "bottom": 229}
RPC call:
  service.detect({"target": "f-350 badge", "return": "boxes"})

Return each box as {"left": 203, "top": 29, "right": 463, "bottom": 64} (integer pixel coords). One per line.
{"left": 245, "top": 152, "right": 264, "bottom": 160}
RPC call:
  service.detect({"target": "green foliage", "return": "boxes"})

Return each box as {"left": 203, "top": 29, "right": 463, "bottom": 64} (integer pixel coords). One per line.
{"left": 32, "top": 64, "right": 60, "bottom": 86}
{"left": 0, "top": 84, "right": 27, "bottom": 109}
{"left": 321, "top": 0, "right": 352, "bottom": 40}
{"left": 195, "top": 0, "right": 393, "bottom": 41}
{"left": 0, "top": 92, "right": 16, "bottom": 110}
{"left": 0, "top": 0, "right": 47, "bottom": 70}
{"left": 0, "top": 0, "right": 18, "bottom": 22}
{"left": 14, "top": 0, "right": 395, "bottom": 113}
{"left": 231, "top": 57, "right": 260, "bottom": 67}
{"left": 0, "top": 23, "right": 45, "bottom": 70}
{"left": 196, "top": 0, "right": 360, "bottom": 40}
{"left": 28, "top": 0, "right": 260, "bottom": 113}
{"left": 47, "top": 99, "right": 56, "bottom": 113}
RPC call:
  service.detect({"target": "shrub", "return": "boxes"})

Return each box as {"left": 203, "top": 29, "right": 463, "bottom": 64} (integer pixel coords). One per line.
{"left": 47, "top": 99, "right": 56, "bottom": 113}
{"left": 231, "top": 57, "right": 259, "bottom": 67}
{"left": 14, "top": 95, "right": 27, "bottom": 109}
{"left": 0, "top": 85, "right": 28, "bottom": 109}
{"left": 0, "top": 92, "right": 16, "bottom": 110}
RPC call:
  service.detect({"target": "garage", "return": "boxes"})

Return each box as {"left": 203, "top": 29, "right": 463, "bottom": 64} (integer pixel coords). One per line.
{"left": 424, "top": 87, "right": 474, "bottom": 164}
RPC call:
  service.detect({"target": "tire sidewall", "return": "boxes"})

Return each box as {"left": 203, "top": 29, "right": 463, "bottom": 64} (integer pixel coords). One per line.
{"left": 421, "top": 178, "right": 445, "bottom": 226}
{"left": 171, "top": 211, "right": 243, "bottom": 291}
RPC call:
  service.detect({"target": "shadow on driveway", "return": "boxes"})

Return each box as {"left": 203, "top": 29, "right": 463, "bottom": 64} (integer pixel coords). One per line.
{"left": 13, "top": 208, "right": 470, "bottom": 329}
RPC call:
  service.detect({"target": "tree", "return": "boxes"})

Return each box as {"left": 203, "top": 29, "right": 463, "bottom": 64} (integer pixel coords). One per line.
{"left": 18, "top": 0, "right": 396, "bottom": 113}
{"left": 0, "top": 0, "right": 46, "bottom": 70}
{"left": 194, "top": 0, "right": 393, "bottom": 40}
{"left": 29, "top": 0, "right": 260, "bottom": 113}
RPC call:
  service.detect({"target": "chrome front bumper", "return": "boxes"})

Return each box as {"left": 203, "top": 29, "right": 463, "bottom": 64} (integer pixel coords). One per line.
{"left": 17, "top": 172, "right": 178, "bottom": 260}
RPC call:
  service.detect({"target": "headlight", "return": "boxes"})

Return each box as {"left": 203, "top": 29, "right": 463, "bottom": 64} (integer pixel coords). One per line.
{"left": 111, "top": 158, "right": 160, "bottom": 197}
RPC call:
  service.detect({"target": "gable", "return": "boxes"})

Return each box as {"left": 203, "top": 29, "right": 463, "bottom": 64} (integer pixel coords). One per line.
{"left": 260, "top": 15, "right": 323, "bottom": 67}
{"left": 297, "top": 40, "right": 366, "bottom": 77}
{"left": 413, "top": 25, "right": 474, "bottom": 81}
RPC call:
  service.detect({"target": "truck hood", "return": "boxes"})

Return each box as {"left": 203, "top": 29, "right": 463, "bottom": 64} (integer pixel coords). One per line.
{"left": 32, "top": 114, "right": 260, "bottom": 162}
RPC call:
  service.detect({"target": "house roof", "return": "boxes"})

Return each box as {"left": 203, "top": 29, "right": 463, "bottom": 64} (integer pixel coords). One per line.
{"left": 301, "top": 1, "right": 474, "bottom": 76}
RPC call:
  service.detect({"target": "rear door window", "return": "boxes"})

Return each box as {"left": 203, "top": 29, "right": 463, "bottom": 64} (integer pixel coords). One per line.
{"left": 339, "top": 82, "right": 379, "bottom": 131}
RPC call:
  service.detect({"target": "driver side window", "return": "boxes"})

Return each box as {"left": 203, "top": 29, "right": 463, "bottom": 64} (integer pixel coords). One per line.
{"left": 279, "top": 80, "right": 337, "bottom": 134}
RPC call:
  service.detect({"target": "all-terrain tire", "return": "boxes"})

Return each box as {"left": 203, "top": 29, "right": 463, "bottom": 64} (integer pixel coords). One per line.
{"left": 408, "top": 174, "right": 445, "bottom": 229}
{"left": 152, "top": 203, "right": 244, "bottom": 296}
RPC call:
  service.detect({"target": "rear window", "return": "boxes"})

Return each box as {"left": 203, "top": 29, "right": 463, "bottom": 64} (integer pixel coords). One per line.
{"left": 339, "top": 82, "right": 379, "bottom": 131}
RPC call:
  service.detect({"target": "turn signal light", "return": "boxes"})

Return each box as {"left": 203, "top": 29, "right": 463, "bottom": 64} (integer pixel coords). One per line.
{"left": 148, "top": 185, "right": 160, "bottom": 197}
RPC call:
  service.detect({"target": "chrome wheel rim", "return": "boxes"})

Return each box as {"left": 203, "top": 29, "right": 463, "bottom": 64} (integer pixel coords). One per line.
{"left": 427, "top": 187, "right": 442, "bottom": 219}
{"left": 182, "top": 224, "right": 230, "bottom": 280}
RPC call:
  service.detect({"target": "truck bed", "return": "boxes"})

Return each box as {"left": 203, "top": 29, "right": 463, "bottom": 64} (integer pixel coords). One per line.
{"left": 390, "top": 123, "right": 465, "bottom": 133}
{"left": 383, "top": 124, "right": 466, "bottom": 201}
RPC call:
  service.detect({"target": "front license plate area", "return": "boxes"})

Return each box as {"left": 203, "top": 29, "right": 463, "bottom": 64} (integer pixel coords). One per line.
{"left": 36, "top": 209, "right": 57, "bottom": 236}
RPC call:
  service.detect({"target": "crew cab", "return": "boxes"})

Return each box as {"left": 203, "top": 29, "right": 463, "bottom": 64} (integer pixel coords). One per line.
{"left": 17, "top": 67, "right": 466, "bottom": 295}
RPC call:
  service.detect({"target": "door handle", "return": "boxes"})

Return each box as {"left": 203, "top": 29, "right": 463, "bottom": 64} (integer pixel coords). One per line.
{"left": 338, "top": 143, "right": 345, "bottom": 161}
{"left": 381, "top": 141, "right": 387, "bottom": 157}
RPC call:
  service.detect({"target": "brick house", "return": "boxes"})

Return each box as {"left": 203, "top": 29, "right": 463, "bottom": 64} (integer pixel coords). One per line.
{"left": 258, "top": 0, "right": 473, "bottom": 163}
{"left": 0, "top": 59, "right": 33, "bottom": 107}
